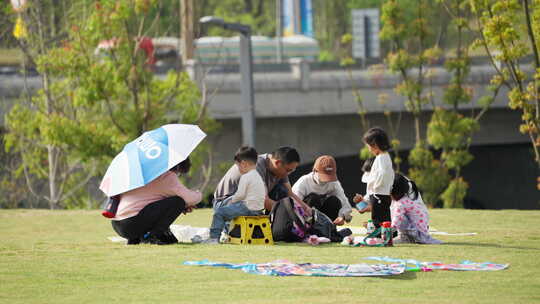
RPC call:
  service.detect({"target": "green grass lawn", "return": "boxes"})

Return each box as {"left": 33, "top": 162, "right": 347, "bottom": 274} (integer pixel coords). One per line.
{"left": 1, "top": 208, "right": 539, "bottom": 304}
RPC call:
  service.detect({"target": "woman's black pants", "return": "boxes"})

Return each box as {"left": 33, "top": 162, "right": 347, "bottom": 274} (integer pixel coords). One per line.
{"left": 111, "top": 196, "right": 186, "bottom": 240}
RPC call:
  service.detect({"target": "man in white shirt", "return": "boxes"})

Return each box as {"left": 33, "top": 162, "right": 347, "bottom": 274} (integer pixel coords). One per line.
{"left": 292, "top": 155, "right": 353, "bottom": 225}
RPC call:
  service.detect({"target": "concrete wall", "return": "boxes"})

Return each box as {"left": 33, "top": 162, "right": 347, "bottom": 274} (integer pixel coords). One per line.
{"left": 209, "top": 109, "right": 529, "bottom": 165}
{"left": 212, "top": 83, "right": 509, "bottom": 118}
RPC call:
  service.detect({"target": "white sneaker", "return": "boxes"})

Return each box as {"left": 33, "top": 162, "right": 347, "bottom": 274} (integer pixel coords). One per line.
{"left": 219, "top": 232, "right": 230, "bottom": 243}
{"left": 201, "top": 238, "right": 219, "bottom": 245}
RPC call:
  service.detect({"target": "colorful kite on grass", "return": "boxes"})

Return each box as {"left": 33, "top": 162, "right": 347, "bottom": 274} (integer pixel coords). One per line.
{"left": 184, "top": 259, "right": 406, "bottom": 277}
{"left": 183, "top": 257, "right": 508, "bottom": 277}
{"left": 364, "top": 256, "right": 509, "bottom": 271}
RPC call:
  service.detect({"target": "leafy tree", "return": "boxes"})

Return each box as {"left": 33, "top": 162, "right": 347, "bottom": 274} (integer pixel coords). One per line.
{"left": 380, "top": 0, "right": 501, "bottom": 207}
{"left": 340, "top": 33, "right": 404, "bottom": 169}
{"left": 4, "top": 0, "right": 84, "bottom": 209}
{"left": 380, "top": 0, "right": 451, "bottom": 206}
{"left": 470, "top": 0, "right": 540, "bottom": 174}
{"left": 339, "top": 35, "right": 370, "bottom": 133}
{"left": 426, "top": 0, "right": 500, "bottom": 208}
{"left": 5, "top": 0, "right": 216, "bottom": 208}
{"left": 348, "top": 0, "right": 451, "bottom": 60}
{"left": 338, "top": 34, "right": 374, "bottom": 162}
{"left": 0, "top": 127, "right": 35, "bottom": 208}
{"left": 312, "top": 0, "right": 350, "bottom": 61}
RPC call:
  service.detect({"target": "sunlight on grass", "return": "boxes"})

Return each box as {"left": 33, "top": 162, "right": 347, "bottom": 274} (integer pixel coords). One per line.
{"left": 0, "top": 209, "right": 539, "bottom": 304}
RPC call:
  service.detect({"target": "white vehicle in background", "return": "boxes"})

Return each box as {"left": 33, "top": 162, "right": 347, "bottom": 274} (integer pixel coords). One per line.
{"left": 195, "top": 35, "right": 319, "bottom": 64}
{"left": 95, "top": 35, "right": 319, "bottom": 70}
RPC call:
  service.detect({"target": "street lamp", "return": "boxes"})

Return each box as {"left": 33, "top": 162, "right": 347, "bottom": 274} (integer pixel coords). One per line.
{"left": 199, "top": 16, "right": 256, "bottom": 147}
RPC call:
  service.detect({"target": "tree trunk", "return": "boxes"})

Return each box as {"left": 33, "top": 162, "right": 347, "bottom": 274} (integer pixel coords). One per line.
{"left": 37, "top": 1, "right": 62, "bottom": 209}
{"left": 180, "top": 0, "right": 194, "bottom": 64}
{"left": 414, "top": 114, "right": 422, "bottom": 146}
{"left": 42, "top": 69, "right": 61, "bottom": 209}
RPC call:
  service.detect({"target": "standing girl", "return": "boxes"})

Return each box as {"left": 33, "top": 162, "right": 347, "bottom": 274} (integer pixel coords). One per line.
{"left": 353, "top": 127, "right": 394, "bottom": 229}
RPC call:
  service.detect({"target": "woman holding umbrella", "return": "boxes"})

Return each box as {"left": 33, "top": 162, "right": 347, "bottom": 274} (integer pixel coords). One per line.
{"left": 100, "top": 124, "right": 206, "bottom": 245}
{"left": 111, "top": 157, "right": 201, "bottom": 245}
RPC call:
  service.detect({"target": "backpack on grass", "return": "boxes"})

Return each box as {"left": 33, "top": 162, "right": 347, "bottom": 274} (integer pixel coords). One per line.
{"left": 309, "top": 208, "right": 349, "bottom": 242}
{"left": 269, "top": 198, "right": 310, "bottom": 242}
{"left": 270, "top": 198, "right": 351, "bottom": 242}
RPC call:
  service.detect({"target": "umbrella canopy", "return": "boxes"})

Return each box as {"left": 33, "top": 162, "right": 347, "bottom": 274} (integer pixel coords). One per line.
{"left": 99, "top": 124, "right": 206, "bottom": 197}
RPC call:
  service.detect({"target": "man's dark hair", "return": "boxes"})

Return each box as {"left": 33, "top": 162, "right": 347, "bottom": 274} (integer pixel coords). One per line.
{"left": 234, "top": 146, "right": 258, "bottom": 163}
{"left": 363, "top": 127, "right": 391, "bottom": 151}
{"left": 271, "top": 146, "right": 300, "bottom": 164}
{"left": 171, "top": 157, "right": 191, "bottom": 174}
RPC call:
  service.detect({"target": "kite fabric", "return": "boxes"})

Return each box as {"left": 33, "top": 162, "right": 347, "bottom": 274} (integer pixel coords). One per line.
{"left": 183, "top": 257, "right": 508, "bottom": 277}
{"left": 364, "top": 257, "right": 509, "bottom": 271}
{"left": 183, "top": 259, "right": 406, "bottom": 277}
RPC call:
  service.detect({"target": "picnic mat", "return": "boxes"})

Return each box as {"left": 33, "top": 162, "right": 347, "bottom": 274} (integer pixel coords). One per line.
{"left": 364, "top": 256, "right": 509, "bottom": 271}
{"left": 183, "top": 259, "right": 406, "bottom": 277}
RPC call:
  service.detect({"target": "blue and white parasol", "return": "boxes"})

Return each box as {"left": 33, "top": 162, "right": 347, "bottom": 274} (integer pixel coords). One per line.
{"left": 99, "top": 124, "right": 206, "bottom": 197}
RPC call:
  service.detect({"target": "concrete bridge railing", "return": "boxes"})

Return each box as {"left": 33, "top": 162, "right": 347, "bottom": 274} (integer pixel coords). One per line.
{"left": 0, "top": 60, "right": 530, "bottom": 164}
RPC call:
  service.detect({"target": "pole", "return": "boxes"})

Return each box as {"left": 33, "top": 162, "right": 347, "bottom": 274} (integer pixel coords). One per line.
{"left": 364, "top": 15, "right": 370, "bottom": 59}
{"left": 276, "top": 0, "right": 283, "bottom": 63}
{"left": 239, "top": 31, "right": 256, "bottom": 147}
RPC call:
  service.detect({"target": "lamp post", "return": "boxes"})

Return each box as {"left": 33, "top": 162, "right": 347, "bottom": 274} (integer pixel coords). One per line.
{"left": 199, "top": 16, "right": 256, "bottom": 147}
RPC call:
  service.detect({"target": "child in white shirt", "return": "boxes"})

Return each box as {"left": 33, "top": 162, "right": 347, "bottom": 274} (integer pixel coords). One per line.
{"left": 353, "top": 127, "right": 394, "bottom": 229}
{"left": 204, "top": 146, "right": 266, "bottom": 244}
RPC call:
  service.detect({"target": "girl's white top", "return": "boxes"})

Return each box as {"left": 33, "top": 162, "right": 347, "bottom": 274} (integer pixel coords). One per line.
{"left": 361, "top": 172, "right": 373, "bottom": 198}
{"left": 364, "top": 152, "right": 394, "bottom": 195}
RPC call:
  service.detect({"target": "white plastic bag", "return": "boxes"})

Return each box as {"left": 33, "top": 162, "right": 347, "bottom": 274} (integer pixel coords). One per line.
{"left": 169, "top": 224, "right": 210, "bottom": 243}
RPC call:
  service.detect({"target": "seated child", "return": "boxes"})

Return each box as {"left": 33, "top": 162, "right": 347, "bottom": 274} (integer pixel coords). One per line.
{"left": 203, "top": 146, "right": 266, "bottom": 244}
{"left": 390, "top": 174, "right": 441, "bottom": 244}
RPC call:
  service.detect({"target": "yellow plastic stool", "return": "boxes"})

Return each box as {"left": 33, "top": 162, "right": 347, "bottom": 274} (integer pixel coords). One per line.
{"left": 228, "top": 215, "right": 274, "bottom": 245}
